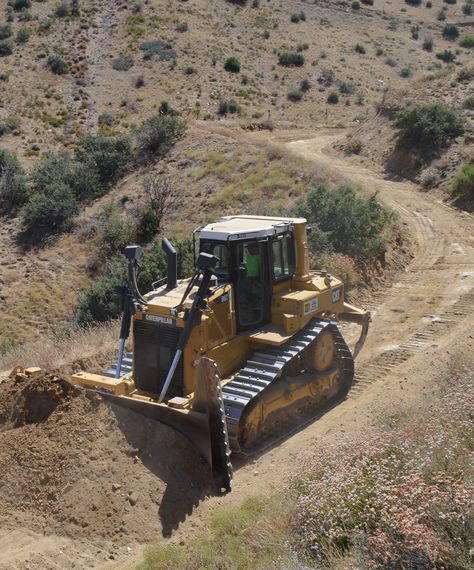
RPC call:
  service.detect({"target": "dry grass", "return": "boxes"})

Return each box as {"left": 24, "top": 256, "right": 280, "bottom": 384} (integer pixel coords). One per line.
{"left": 0, "top": 321, "right": 120, "bottom": 374}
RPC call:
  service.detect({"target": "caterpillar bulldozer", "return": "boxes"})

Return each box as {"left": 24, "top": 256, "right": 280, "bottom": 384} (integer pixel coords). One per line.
{"left": 70, "top": 216, "right": 370, "bottom": 492}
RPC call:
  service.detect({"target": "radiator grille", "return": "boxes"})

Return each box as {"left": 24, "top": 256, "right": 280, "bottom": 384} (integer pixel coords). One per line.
{"left": 133, "top": 320, "right": 183, "bottom": 398}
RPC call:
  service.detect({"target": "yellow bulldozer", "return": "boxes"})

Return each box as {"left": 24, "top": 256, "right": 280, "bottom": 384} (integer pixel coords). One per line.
{"left": 70, "top": 216, "right": 370, "bottom": 491}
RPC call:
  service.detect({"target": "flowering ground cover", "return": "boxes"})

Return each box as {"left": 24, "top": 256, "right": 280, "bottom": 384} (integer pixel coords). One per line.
{"left": 291, "top": 373, "right": 473, "bottom": 569}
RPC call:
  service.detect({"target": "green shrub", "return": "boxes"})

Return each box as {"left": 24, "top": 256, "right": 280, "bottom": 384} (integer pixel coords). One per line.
{"left": 55, "top": 1, "right": 69, "bottom": 17}
{"left": 75, "top": 134, "right": 134, "bottom": 187}
{"left": 0, "top": 40, "right": 13, "bottom": 56}
{"left": 68, "top": 161, "right": 103, "bottom": 201}
{"left": 13, "top": 0, "right": 31, "bottom": 10}
{"left": 463, "top": 96, "right": 474, "bottom": 109}
{"left": 339, "top": 81, "right": 355, "bottom": 94}
{"left": 47, "top": 55, "right": 69, "bottom": 74}
{"left": 405, "top": 0, "right": 422, "bottom": 4}
{"left": 21, "top": 183, "right": 79, "bottom": 239}
{"left": 354, "top": 43, "right": 366, "bottom": 54}
{"left": 278, "top": 52, "right": 304, "bottom": 66}
{"left": 463, "top": 3, "right": 473, "bottom": 15}
{"left": 290, "top": 13, "right": 300, "bottom": 23}
{"left": 450, "top": 163, "right": 474, "bottom": 197}
{"left": 0, "top": 149, "right": 27, "bottom": 216}
{"left": 327, "top": 91, "right": 339, "bottom": 104}
{"left": 361, "top": 0, "right": 374, "bottom": 4}
{"left": 300, "top": 79, "right": 311, "bottom": 92}
{"left": 112, "top": 54, "right": 134, "bottom": 71}
{"left": 351, "top": 1, "right": 360, "bottom": 9}
{"left": 411, "top": 24, "right": 420, "bottom": 40}
{"left": 134, "top": 114, "right": 186, "bottom": 163}
{"left": 295, "top": 184, "right": 393, "bottom": 261}
{"left": 394, "top": 103, "right": 464, "bottom": 150}
{"left": 459, "top": 35, "right": 474, "bottom": 48}
{"left": 224, "top": 56, "right": 240, "bottom": 73}
{"left": 76, "top": 238, "right": 194, "bottom": 325}
{"left": 139, "top": 41, "right": 175, "bottom": 61}
{"left": 176, "top": 21, "right": 188, "bottom": 32}
{"left": 287, "top": 90, "right": 303, "bottom": 102}
{"left": 0, "top": 25, "right": 12, "bottom": 40}
{"left": 457, "top": 67, "right": 474, "bottom": 82}
{"left": 218, "top": 100, "right": 228, "bottom": 116}
{"left": 400, "top": 67, "right": 412, "bottom": 77}
{"left": 436, "top": 49, "right": 456, "bottom": 62}
{"left": 0, "top": 115, "right": 21, "bottom": 135}
{"left": 423, "top": 36, "right": 433, "bottom": 51}
{"left": 437, "top": 8, "right": 447, "bottom": 20}
{"left": 442, "top": 24, "right": 459, "bottom": 40}
{"left": 16, "top": 26, "right": 31, "bottom": 43}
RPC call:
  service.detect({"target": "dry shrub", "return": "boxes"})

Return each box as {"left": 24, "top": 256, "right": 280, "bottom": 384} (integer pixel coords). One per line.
{"left": 312, "top": 252, "right": 360, "bottom": 290}
{"left": 0, "top": 322, "right": 120, "bottom": 373}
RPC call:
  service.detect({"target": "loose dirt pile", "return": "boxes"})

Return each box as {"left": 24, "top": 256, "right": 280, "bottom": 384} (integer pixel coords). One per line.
{"left": 0, "top": 371, "right": 212, "bottom": 566}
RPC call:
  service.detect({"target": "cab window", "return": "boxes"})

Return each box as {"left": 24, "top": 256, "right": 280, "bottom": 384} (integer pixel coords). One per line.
{"left": 271, "top": 234, "right": 295, "bottom": 281}
{"left": 200, "top": 241, "right": 230, "bottom": 282}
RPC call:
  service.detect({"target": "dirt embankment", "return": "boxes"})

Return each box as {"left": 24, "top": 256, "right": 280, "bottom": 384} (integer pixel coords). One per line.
{"left": 0, "top": 371, "right": 212, "bottom": 569}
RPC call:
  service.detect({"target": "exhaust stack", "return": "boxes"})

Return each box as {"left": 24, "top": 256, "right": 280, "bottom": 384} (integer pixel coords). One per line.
{"left": 162, "top": 238, "right": 177, "bottom": 289}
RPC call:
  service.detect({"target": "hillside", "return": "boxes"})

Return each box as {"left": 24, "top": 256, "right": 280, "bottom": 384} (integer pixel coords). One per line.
{"left": 0, "top": 1, "right": 473, "bottom": 569}
{"left": 0, "top": 0, "right": 472, "bottom": 345}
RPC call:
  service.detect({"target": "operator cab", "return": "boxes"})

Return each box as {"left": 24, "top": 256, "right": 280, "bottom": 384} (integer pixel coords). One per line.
{"left": 196, "top": 216, "right": 297, "bottom": 332}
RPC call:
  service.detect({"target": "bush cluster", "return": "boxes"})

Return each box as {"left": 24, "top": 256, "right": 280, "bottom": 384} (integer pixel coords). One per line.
{"left": 278, "top": 52, "right": 305, "bottom": 66}
{"left": 394, "top": 103, "right": 464, "bottom": 151}
{"left": 76, "top": 238, "right": 194, "bottom": 325}
{"left": 20, "top": 135, "right": 134, "bottom": 240}
{"left": 295, "top": 184, "right": 393, "bottom": 262}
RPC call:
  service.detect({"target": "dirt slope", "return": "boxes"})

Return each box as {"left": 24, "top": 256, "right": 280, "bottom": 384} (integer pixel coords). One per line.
{"left": 0, "top": 371, "right": 212, "bottom": 569}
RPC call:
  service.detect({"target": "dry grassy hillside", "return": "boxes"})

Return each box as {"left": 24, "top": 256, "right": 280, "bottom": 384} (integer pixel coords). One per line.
{"left": 0, "top": 0, "right": 472, "bottom": 345}
{"left": 0, "top": 0, "right": 472, "bottom": 154}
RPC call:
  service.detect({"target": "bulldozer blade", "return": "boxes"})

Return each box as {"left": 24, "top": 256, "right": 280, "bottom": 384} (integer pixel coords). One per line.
{"left": 98, "top": 357, "right": 233, "bottom": 493}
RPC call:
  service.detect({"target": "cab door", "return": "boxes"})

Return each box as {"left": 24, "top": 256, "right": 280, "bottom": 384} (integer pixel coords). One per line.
{"left": 235, "top": 240, "right": 272, "bottom": 332}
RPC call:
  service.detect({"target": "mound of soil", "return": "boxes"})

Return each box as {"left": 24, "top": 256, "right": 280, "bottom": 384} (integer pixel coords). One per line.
{"left": 0, "top": 372, "right": 212, "bottom": 548}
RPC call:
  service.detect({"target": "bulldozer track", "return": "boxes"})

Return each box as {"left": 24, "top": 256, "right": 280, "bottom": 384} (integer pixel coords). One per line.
{"left": 351, "top": 290, "right": 474, "bottom": 397}
{"left": 221, "top": 318, "right": 354, "bottom": 453}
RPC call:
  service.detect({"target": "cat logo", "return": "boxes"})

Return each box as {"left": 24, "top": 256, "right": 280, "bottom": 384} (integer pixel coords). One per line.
{"left": 331, "top": 287, "right": 342, "bottom": 303}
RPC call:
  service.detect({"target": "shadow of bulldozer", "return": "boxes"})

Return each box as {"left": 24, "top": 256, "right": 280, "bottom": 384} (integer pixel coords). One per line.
{"left": 108, "top": 402, "right": 214, "bottom": 538}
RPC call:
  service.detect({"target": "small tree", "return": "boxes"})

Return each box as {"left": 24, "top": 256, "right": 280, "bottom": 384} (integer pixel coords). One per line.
{"left": 134, "top": 114, "right": 186, "bottom": 163}
{"left": 135, "top": 175, "right": 173, "bottom": 242}
{"left": 394, "top": 103, "right": 464, "bottom": 150}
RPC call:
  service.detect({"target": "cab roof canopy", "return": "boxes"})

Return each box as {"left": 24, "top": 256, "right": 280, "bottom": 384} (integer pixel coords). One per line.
{"left": 197, "top": 215, "right": 306, "bottom": 242}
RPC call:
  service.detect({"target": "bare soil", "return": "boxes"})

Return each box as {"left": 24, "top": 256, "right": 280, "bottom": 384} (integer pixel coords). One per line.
{"left": 0, "top": 372, "right": 212, "bottom": 569}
